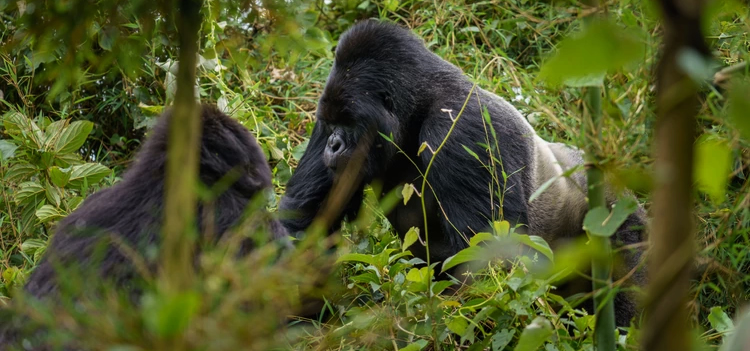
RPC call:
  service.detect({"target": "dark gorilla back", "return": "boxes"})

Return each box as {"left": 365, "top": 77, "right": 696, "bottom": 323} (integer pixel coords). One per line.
{"left": 0, "top": 105, "right": 288, "bottom": 348}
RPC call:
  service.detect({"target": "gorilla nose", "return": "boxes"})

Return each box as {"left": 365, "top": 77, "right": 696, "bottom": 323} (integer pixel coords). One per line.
{"left": 324, "top": 134, "right": 346, "bottom": 170}
{"left": 328, "top": 135, "right": 343, "bottom": 153}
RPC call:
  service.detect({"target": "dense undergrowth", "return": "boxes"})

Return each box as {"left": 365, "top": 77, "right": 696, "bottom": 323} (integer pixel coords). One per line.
{"left": 1, "top": 0, "right": 749, "bottom": 349}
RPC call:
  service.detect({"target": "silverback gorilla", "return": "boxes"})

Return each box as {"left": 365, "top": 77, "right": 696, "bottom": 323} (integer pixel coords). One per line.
{"left": 280, "top": 20, "right": 646, "bottom": 326}
{"left": 0, "top": 105, "right": 288, "bottom": 348}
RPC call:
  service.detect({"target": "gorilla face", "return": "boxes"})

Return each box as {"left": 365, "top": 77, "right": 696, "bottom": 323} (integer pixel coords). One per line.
{"left": 316, "top": 66, "right": 401, "bottom": 183}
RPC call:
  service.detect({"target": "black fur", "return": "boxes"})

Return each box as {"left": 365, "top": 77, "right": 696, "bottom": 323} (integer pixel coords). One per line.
{"left": 0, "top": 105, "right": 288, "bottom": 348}
{"left": 280, "top": 20, "right": 646, "bottom": 326}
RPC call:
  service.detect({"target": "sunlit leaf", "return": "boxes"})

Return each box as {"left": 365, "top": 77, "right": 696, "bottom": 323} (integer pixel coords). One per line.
{"left": 512, "top": 234, "right": 554, "bottom": 261}
{"left": 694, "top": 135, "right": 731, "bottom": 203}
{"left": 48, "top": 166, "right": 71, "bottom": 187}
{"left": 402, "top": 183, "right": 414, "bottom": 205}
{"left": 538, "top": 20, "right": 645, "bottom": 86}
{"left": 708, "top": 306, "right": 733, "bottom": 334}
{"left": 15, "top": 181, "right": 45, "bottom": 204}
{"left": 68, "top": 163, "right": 111, "bottom": 188}
{"left": 336, "top": 253, "right": 376, "bottom": 266}
{"left": 447, "top": 316, "right": 468, "bottom": 335}
{"left": 402, "top": 226, "right": 419, "bottom": 251}
{"left": 399, "top": 340, "right": 428, "bottom": 351}
{"left": 54, "top": 121, "right": 93, "bottom": 154}
{"left": 0, "top": 140, "right": 18, "bottom": 160}
{"left": 36, "top": 204, "right": 65, "bottom": 223}
{"left": 442, "top": 246, "right": 485, "bottom": 271}
{"left": 583, "top": 198, "right": 638, "bottom": 237}
{"left": 514, "top": 317, "right": 553, "bottom": 351}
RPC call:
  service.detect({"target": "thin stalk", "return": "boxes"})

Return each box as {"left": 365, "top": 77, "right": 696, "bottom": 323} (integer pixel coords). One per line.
{"left": 584, "top": 85, "right": 616, "bottom": 351}
{"left": 161, "top": 0, "right": 202, "bottom": 294}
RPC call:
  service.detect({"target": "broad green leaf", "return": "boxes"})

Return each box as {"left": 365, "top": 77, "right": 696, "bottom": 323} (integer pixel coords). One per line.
{"left": 583, "top": 198, "right": 639, "bottom": 237}
{"left": 54, "top": 121, "right": 93, "bottom": 154}
{"left": 45, "top": 181, "right": 62, "bottom": 207}
{"left": 431, "top": 280, "right": 454, "bottom": 295}
{"left": 48, "top": 166, "right": 71, "bottom": 187}
{"left": 36, "top": 205, "right": 65, "bottom": 223}
{"left": 492, "top": 329, "right": 515, "bottom": 351}
{"left": 402, "top": 226, "right": 419, "bottom": 251}
{"left": 44, "top": 120, "right": 67, "bottom": 150}
{"left": 708, "top": 306, "right": 733, "bottom": 334}
{"left": 384, "top": 0, "right": 400, "bottom": 11}
{"left": 442, "top": 245, "right": 486, "bottom": 271}
{"left": 694, "top": 135, "right": 731, "bottom": 203}
{"left": 447, "top": 316, "right": 468, "bottom": 336}
{"left": 4, "top": 111, "right": 44, "bottom": 148}
{"left": 399, "top": 340, "right": 428, "bottom": 351}
{"left": 336, "top": 253, "right": 376, "bottom": 266}
{"left": 469, "top": 232, "right": 495, "bottom": 246}
{"left": 512, "top": 234, "right": 554, "bottom": 261}
{"left": 98, "top": 25, "right": 119, "bottom": 51}
{"left": 677, "top": 48, "right": 717, "bottom": 83}
{"left": 538, "top": 20, "right": 645, "bottom": 86}
{"left": 291, "top": 139, "right": 309, "bottom": 161}
{"left": 514, "top": 317, "right": 553, "bottom": 351}
{"left": 406, "top": 267, "right": 429, "bottom": 282}
{"left": 0, "top": 140, "right": 18, "bottom": 160}
{"left": 68, "top": 163, "right": 111, "bottom": 188}
{"left": 402, "top": 183, "right": 415, "bottom": 205}
{"left": 493, "top": 220, "right": 511, "bottom": 236}
{"left": 6, "top": 163, "right": 37, "bottom": 182}
{"left": 728, "top": 82, "right": 750, "bottom": 141}
{"left": 15, "top": 182, "right": 45, "bottom": 204}
{"left": 21, "top": 238, "right": 47, "bottom": 256}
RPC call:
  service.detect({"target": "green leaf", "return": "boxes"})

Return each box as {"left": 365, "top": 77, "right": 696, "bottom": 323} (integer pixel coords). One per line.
{"left": 98, "top": 25, "right": 119, "bottom": 51}
{"left": 0, "top": 140, "right": 18, "bottom": 160}
{"left": 336, "top": 253, "right": 376, "bottom": 266}
{"left": 447, "top": 316, "right": 469, "bottom": 335}
{"left": 514, "top": 317, "right": 553, "bottom": 351}
{"left": 54, "top": 121, "right": 93, "bottom": 154}
{"left": 469, "top": 232, "right": 495, "bottom": 247}
{"left": 492, "top": 329, "right": 515, "bottom": 351}
{"left": 406, "top": 267, "right": 429, "bottom": 282}
{"left": 142, "top": 291, "right": 201, "bottom": 337}
{"left": 728, "top": 82, "right": 750, "bottom": 141}
{"left": 402, "top": 183, "right": 415, "bottom": 205}
{"left": 442, "top": 246, "right": 486, "bottom": 271}
{"left": 36, "top": 205, "right": 65, "bottom": 223}
{"left": 68, "top": 163, "right": 111, "bottom": 188}
{"left": 21, "top": 238, "right": 47, "bottom": 255}
{"left": 538, "top": 20, "right": 645, "bottom": 86}
{"left": 431, "top": 280, "right": 455, "bottom": 295}
{"left": 44, "top": 120, "right": 67, "bottom": 150}
{"left": 48, "top": 166, "right": 71, "bottom": 187}
{"left": 399, "top": 340, "right": 428, "bottom": 351}
{"left": 583, "top": 198, "right": 639, "bottom": 237}
{"left": 708, "top": 306, "right": 733, "bottom": 334}
{"left": 493, "top": 220, "right": 511, "bottom": 236}
{"left": 694, "top": 135, "right": 731, "bottom": 203}
{"left": 512, "top": 234, "right": 554, "bottom": 261}
{"left": 402, "top": 227, "right": 419, "bottom": 251}
{"left": 15, "top": 181, "right": 45, "bottom": 204}
{"left": 6, "top": 163, "right": 37, "bottom": 182}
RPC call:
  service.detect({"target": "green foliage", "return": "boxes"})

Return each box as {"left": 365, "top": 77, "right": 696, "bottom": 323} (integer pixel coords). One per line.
{"left": 0, "top": 0, "right": 749, "bottom": 349}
